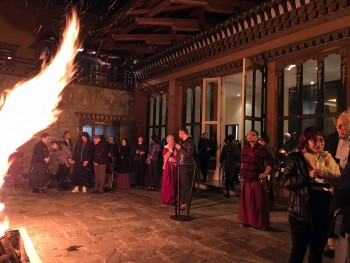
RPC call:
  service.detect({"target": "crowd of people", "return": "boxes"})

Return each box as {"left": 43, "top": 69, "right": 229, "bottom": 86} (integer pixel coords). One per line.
{"left": 21, "top": 128, "right": 198, "bottom": 212}
{"left": 7, "top": 111, "right": 350, "bottom": 262}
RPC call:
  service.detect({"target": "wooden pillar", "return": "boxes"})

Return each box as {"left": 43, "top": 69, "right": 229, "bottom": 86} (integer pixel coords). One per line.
{"left": 344, "top": 47, "right": 350, "bottom": 109}
{"left": 266, "top": 61, "right": 278, "bottom": 148}
{"left": 167, "top": 79, "right": 183, "bottom": 135}
{"left": 134, "top": 82, "right": 148, "bottom": 140}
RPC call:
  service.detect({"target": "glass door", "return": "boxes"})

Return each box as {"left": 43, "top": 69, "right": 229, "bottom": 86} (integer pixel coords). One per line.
{"left": 202, "top": 78, "right": 222, "bottom": 180}
{"left": 241, "top": 58, "right": 266, "bottom": 139}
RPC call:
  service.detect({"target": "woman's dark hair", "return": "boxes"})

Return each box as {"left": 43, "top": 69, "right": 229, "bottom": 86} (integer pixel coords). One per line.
{"left": 121, "top": 138, "right": 128, "bottom": 146}
{"left": 81, "top": 132, "right": 90, "bottom": 140}
{"left": 50, "top": 140, "right": 63, "bottom": 150}
{"left": 298, "top": 126, "right": 326, "bottom": 151}
{"left": 151, "top": 134, "right": 160, "bottom": 144}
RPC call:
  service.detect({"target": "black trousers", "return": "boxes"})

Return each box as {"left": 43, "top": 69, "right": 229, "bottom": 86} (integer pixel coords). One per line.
{"left": 178, "top": 165, "right": 192, "bottom": 205}
{"left": 57, "top": 164, "right": 70, "bottom": 189}
{"left": 199, "top": 157, "right": 209, "bottom": 181}
{"left": 288, "top": 190, "right": 331, "bottom": 263}
{"left": 224, "top": 164, "right": 238, "bottom": 193}
{"left": 30, "top": 163, "right": 49, "bottom": 190}
{"left": 72, "top": 163, "right": 91, "bottom": 187}
{"left": 134, "top": 162, "right": 145, "bottom": 187}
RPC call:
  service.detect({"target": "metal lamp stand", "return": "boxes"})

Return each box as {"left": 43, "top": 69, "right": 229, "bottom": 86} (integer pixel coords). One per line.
{"left": 170, "top": 163, "right": 196, "bottom": 221}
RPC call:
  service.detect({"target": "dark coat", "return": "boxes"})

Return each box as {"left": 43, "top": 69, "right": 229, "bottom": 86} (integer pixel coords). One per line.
{"left": 72, "top": 140, "right": 94, "bottom": 168}
{"left": 93, "top": 139, "right": 109, "bottom": 165}
{"left": 177, "top": 136, "right": 196, "bottom": 166}
{"left": 117, "top": 146, "right": 130, "bottom": 173}
{"left": 198, "top": 138, "right": 211, "bottom": 160}
{"left": 133, "top": 143, "right": 148, "bottom": 164}
{"left": 325, "top": 132, "right": 339, "bottom": 163}
{"left": 282, "top": 152, "right": 311, "bottom": 222}
{"left": 330, "top": 164, "right": 350, "bottom": 234}
{"left": 31, "top": 140, "right": 50, "bottom": 164}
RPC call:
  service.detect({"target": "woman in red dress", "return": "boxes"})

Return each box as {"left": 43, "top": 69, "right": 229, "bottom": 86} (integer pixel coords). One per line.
{"left": 160, "top": 135, "right": 177, "bottom": 205}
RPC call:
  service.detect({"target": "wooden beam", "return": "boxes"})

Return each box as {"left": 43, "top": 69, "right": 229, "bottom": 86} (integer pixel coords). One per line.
{"left": 146, "top": 0, "right": 172, "bottom": 17}
{"left": 170, "top": 0, "right": 245, "bottom": 14}
{"left": 127, "top": 9, "right": 148, "bottom": 15}
{"left": 135, "top": 17, "right": 200, "bottom": 31}
{"left": 111, "top": 34, "right": 191, "bottom": 45}
{"left": 127, "top": 4, "right": 196, "bottom": 16}
{"left": 102, "top": 44, "right": 158, "bottom": 53}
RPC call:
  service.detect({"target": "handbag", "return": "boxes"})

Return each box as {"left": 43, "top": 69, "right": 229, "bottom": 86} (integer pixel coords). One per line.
{"left": 145, "top": 156, "right": 152, "bottom": 165}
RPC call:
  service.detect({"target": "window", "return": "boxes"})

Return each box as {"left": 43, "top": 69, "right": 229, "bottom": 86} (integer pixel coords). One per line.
{"left": 147, "top": 94, "right": 167, "bottom": 145}
{"left": 278, "top": 52, "right": 345, "bottom": 147}
{"left": 76, "top": 113, "right": 120, "bottom": 143}
{"left": 183, "top": 86, "right": 202, "bottom": 145}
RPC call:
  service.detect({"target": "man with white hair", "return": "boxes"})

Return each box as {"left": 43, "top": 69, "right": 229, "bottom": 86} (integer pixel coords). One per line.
{"left": 283, "top": 132, "right": 297, "bottom": 153}
{"left": 324, "top": 110, "right": 350, "bottom": 258}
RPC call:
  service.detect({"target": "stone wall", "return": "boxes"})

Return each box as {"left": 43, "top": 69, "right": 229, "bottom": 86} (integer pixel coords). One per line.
{"left": 0, "top": 73, "right": 135, "bottom": 174}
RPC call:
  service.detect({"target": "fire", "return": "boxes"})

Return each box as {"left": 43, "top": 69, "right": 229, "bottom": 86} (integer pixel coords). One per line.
{"left": 0, "top": 10, "right": 80, "bottom": 185}
{"left": 0, "top": 203, "right": 9, "bottom": 236}
{"left": 0, "top": 10, "right": 80, "bottom": 239}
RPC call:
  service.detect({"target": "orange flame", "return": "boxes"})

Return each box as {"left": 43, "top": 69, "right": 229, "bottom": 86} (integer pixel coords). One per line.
{"left": 0, "top": 203, "right": 9, "bottom": 236}
{"left": 0, "top": 10, "right": 80, "bottom": 186}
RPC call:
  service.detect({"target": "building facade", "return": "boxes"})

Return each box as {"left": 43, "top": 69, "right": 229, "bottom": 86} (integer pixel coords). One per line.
{"left": 133, "top": 0, "right": 350, "bottom": 180}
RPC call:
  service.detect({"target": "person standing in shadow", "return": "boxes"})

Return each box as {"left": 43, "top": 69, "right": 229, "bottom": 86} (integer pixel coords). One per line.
{"left": 116, "top": 138, "right": 131, "bottom": 189}
{"left": 133, "top": 136, "right": 147, "bottom": 189}
{"left": 105, "top": 136, "right": 115, "bottom": 190}
{"left": 197, "top": 132, "right": 211, "bottom": 182}
{"left": 146, "top": 135, "right": 161, "bottom": 190}
{"left": 220, "top": 135, "right": 241, "bottom": 198}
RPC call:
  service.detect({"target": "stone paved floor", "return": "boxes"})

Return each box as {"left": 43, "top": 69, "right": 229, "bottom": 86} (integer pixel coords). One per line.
{"left": 0, "top": 186, "right": 333, "bottom": 263}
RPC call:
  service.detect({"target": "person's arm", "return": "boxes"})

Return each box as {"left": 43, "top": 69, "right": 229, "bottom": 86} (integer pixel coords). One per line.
{"left": 281, "top": 155, "right": 309, "bottom": 191}
{"left": 219, "top": 145, "right": 226, "bottom": 164}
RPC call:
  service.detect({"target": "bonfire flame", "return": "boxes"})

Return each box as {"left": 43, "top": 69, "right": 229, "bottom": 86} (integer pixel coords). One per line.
{"left": 0, "top": 10, "right": 80, "bottom": 236}
{"left": 0, "top": 10, "right": 80, "bottom": 184}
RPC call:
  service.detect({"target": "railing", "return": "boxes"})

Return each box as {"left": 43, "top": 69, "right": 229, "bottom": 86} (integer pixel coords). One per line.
{"left": 0, "top": 55, "right": 134, "bottom": 91}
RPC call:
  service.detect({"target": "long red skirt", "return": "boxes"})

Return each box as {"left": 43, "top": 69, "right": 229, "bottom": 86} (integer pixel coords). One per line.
{"left": 238, "top": 180, "right": 270, "bottom": 228}
{"left": 116, "top": 173, "right": 130, "bottom": 189}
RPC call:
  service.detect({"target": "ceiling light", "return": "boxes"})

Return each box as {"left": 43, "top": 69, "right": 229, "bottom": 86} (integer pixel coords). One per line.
{"left": 7, "top": 56, "right": 12, "bottom": 60}
{"left": 310, "top": 81, "right": 315, "bottom": 85}
{"left": 77, "top": 48, "right": 84, "bottom": 52}
{"left": 328, "top": 99, "right": 337, "bottom": 102}
{"left": 286, "top": 64, "right": 296, "bottom": 71}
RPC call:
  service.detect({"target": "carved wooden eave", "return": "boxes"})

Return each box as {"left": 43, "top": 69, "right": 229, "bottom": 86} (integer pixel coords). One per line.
{"left": 75, "top": 112, "right": 124, "bottom": 121}
{"left": 177, "top": 27, "right": 350, "bottom": 88}
{"left": 142, "top": 81, "right": 169, "bottom": 94}
{"left": 132, "top": 0, "right": 350, "bottom": 82}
